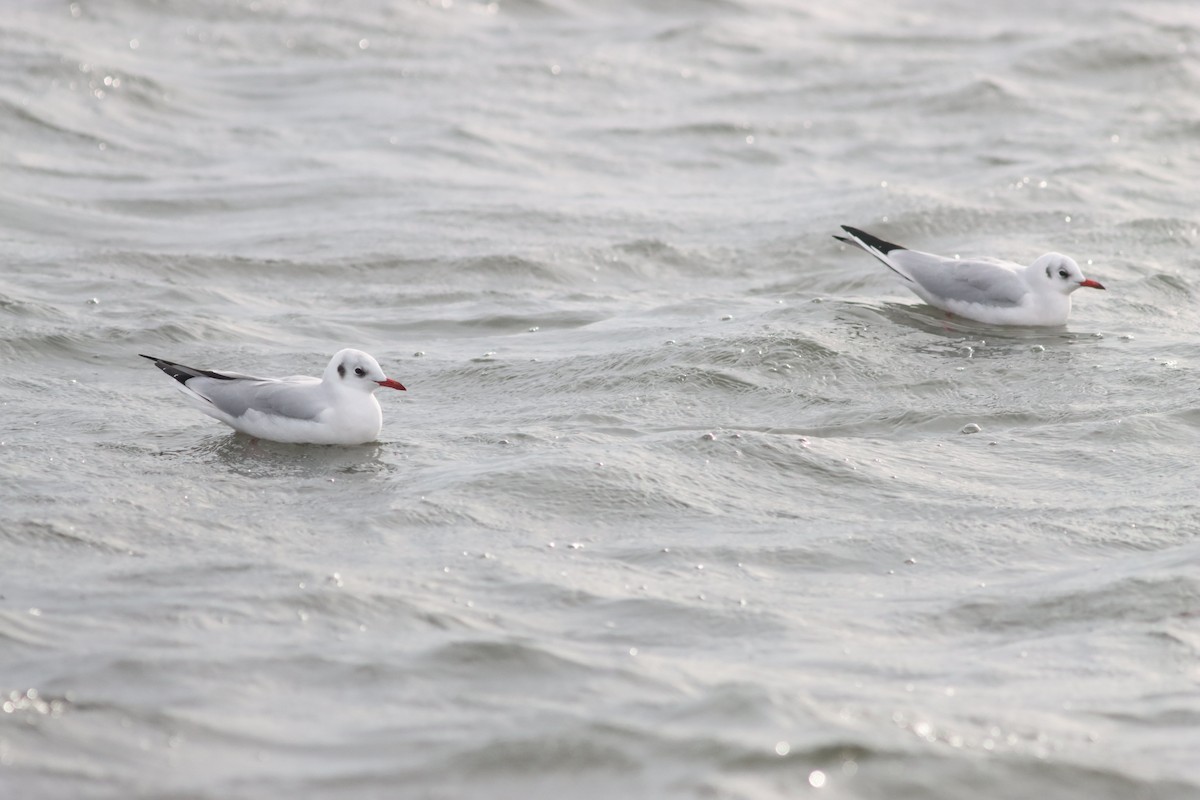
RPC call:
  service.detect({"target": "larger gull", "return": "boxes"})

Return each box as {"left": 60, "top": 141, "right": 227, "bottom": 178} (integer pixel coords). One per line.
{"left": 142, "top": 349, "right": 406, "bottom": 444}
{"left": 834, "top": 225, "right": 1105, "bottom": 325}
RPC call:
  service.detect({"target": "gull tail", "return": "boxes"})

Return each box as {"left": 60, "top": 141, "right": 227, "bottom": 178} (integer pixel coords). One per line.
{"left": 833, "top": 226, "right": 913, "bottom": 283}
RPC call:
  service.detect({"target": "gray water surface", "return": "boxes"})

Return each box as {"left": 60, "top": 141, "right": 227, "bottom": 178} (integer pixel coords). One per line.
{"left": 2, "top": 1, "right": 1199, "bottom": 798}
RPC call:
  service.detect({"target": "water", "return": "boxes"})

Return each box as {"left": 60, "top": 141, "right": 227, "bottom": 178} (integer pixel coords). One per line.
{"left": 2, "top": 0, "right": 1199, "bottom": 797}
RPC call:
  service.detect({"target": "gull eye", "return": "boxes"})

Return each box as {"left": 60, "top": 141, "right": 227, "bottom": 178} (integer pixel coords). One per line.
{"left": 354, "top": 367, "right": 366, "bottom": 377}
{"left": 1058, "top": 268, "right": 1069, "bottom": 279}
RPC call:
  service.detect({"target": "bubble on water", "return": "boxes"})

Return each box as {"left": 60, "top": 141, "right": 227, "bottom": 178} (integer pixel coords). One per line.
{"left": 808, "top": 770, "right": 827, "bottom": 788}
{"left": 701, "top": 432, "right": 715, "bottom": 441}
{"left": 1030, "top": 344, "right": 1044, "bottom": 352}
{"left": 961, "top": 423, "right": 981, "bottom": 434}
{"left": 775, "top": 741, "right": 790, "bottom": 756}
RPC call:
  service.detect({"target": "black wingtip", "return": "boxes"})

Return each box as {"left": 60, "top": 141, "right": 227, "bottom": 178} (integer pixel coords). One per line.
{"left": 833, "top": 235, "right": 852, "bottom": 245}
{"left": 142, "top": 356, "right": 192, "bottom": 386}
{"left": 839, "top": 225, "right": 905, "bottom": 254}
{"left": 141, "top": 353, "right": 237, "bottom": 385}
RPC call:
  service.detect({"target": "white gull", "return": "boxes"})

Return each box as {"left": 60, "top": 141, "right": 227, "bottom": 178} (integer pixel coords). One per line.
{"left": 834, "top": 225, "right": 1105, "bottom": 326}
{"left": 142, "top": 349, "right": 406, "bottom": 444}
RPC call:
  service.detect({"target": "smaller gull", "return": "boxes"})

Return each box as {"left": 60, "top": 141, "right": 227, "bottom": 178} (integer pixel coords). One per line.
{"left": 834, "top": 225, "right": 1105, "bottom": 326}
{"left": 141, "top": 349, "right": 406, "bottom": 445}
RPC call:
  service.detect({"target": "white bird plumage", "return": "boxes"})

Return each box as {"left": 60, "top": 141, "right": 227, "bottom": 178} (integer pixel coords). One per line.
{"left": 142, "top": 349, "right": 407, "bottom": 445}
{"left": 834, "top": 226, "right": 1106, "bottom": 326}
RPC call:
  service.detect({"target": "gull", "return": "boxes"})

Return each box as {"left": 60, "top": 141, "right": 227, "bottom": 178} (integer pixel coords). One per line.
{"left": 141, "top": 349, "right": 406, "bottom": 445}
{"left": 834, "top": 225, "right": 1105, "bottom": 325}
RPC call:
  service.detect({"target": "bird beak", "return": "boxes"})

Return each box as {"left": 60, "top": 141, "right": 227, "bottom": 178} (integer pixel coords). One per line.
{"left": 377, "top": 378, "right": 407, "bottom": 391}
{"left": 1079, "top": 279, "right": 1105, "bottom": 290}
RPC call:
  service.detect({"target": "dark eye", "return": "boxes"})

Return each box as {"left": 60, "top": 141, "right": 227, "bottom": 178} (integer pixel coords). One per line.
{"left": 1058, "top": 268, "right": 1069, "bottom": 279}
{"left": 354, "top": 367, "right": 365, "bottom": 376}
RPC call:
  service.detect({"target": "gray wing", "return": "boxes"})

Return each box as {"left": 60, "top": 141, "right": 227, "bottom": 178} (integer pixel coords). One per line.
{"left": 184, "top": 376, "right": 326, "bottom": 420}
{"left": 890, "top": 251, "right": 1029, "bottom": 307}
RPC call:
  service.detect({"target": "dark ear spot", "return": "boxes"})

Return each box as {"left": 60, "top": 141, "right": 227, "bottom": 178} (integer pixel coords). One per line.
{"left": 1045, "top": 265, "right": 1052, "bottom": 278}
{"left": 337, "top": 363, "right": 345, "bottom": 378}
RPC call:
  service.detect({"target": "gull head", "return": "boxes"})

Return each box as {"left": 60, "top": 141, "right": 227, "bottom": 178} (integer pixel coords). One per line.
{"left": 325, "top": 349, "right": 406, "bottom": 393}
{"left": 1032, "top": 253, "right": 1105, "bottom": 295}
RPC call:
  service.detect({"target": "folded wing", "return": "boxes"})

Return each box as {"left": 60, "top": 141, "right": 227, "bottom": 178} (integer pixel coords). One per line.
{"left": 890, "top": 253, "right": 1029, "bottom": 308}
{"left": 141, "top": 355, "right": 325, "bottom": 421}
{"left": 185, "top": 376, "right": 326, "bottom": 421}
